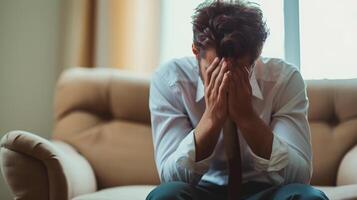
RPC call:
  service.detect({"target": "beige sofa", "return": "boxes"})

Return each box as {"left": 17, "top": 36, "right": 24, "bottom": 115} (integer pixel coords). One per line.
{"left": 1, "top": 67, "right": 357, "bottom": 200}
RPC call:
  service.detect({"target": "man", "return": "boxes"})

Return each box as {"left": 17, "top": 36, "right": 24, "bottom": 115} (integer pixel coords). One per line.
{"left": 147, "top": 1, "right": 328, "bottom": 199}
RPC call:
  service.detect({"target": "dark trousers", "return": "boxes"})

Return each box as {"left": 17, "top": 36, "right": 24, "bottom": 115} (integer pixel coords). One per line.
{"left": 146, "top": 181, "right": 329, "bottom": 200}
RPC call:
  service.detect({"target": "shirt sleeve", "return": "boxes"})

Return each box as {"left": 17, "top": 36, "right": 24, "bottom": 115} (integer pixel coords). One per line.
{"left": 149, "top": 70, "right": 213, "bottom": 185}
{"left": 248, "top": 69, "right": 313, "bottom": 184}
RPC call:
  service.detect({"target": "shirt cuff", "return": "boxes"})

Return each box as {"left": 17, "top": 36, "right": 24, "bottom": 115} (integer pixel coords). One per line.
{"left": 174, "top": 129, "right": 214, "bottom": 175}
{"left": 248, "top": 134, "right": 289, "bottom": 172}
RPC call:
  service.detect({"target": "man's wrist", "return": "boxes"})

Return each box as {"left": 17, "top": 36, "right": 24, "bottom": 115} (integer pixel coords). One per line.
{"left": 194, "top": 112, "right": 223, "bottom": 162}
{"left": 202, "top": 111, "right": 225, "bottom": 132}
{"left": 234, "top": 110, "right": 274, "bottom": 159}
{"left": 234, "top": 109, "right": 258, "bottom": 129}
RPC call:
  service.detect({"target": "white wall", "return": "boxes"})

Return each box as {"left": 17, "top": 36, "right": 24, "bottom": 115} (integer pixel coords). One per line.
{"left": 0, "top": 0, "right": 65, "bottom": 199}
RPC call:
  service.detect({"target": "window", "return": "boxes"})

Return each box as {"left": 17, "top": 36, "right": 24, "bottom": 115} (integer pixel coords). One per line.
{"left": 249, "top": 0, "right": 284, "bottom": 59}
{"left": 160, "top": 0, "right": 284, "bottom": 63}
{"left": 299, "top": 0, "right": 357, "bottom": 79}
{"left": 160, "top": 0, "right": 357, "bottom": 79}
{"left": 160, "top": 0, "right": 202, "bottom": 63}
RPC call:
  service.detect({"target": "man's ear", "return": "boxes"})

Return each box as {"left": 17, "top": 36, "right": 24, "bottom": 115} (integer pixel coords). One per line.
{"left": 192, "top": 44, "right": 199, "bottom": 59}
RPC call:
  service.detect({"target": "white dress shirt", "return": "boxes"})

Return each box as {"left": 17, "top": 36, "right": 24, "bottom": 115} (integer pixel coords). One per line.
{"left": 149, "top": 56, "right": 312, "bottom": 186}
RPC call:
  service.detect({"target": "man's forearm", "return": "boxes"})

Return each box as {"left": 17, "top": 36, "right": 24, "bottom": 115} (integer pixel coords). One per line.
{"left": 236, "top": 112, "right": 273, "bottom": 160}
{"left": 194, "top": 113, "right": 222, "bottom": 162}
{"left": 195, "top": 110, "right": 274, "bottom": 161}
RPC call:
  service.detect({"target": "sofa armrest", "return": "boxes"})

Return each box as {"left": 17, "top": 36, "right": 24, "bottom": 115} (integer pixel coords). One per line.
{"left": 0, "top": 130, "right": 97, "bottom": 200}
{"left": 337, "top": 145, "right": 357, "bottom": 186}
{"left": 52, "top": 139, "right": 97, "bottom": 197}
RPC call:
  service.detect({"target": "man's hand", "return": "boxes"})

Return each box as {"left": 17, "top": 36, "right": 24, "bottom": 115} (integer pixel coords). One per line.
{"left": 227, "top": 64, "right": 273, "bottom": 159}
{"left": 202, "top": 57, "right": 231, "bottom": 130}
{"left": 195, "top": 57, "right": 231, "bottom": 161}
{"left": 228, "top": 66, "right": 255, "bottom": 126}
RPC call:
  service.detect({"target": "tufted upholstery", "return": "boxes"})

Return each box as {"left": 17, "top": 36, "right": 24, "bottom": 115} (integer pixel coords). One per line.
{"left": 307, "top": 79, "right": 357, "bottom": 186}
{"left": 1, "top": 67, "right": 357, "bottom": 200}
{"left": 52, "top": 68, "right": 159, "bottom": 189}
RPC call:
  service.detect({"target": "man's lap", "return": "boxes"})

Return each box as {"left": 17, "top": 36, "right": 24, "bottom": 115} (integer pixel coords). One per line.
{"left": 146, "top": 181, "right": 227, "bottom": 200}
{"left": 242, "top": 182, "right": 328, "bottom": 200}
{"left": 146, "top": 181, "right": 329, "bottom": 200}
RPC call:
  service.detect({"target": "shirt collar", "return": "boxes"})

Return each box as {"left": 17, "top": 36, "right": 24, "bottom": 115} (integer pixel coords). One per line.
{"left": 195, "top": 66, "right": 264, "bottom": 102}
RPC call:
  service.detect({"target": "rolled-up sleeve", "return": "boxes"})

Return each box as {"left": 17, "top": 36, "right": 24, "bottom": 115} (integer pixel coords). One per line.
{"left": 149, "top": 71, "right": 212, "bottom": 185}
{"left": 247, "top": 69, "right": 312, "bottom": 184}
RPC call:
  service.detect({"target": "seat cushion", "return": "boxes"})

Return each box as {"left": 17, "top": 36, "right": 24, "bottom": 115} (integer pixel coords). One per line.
{"left": 72, "top": 185, "right": 157, "bottom": 200}
{"left": 72, "top": 184, "right": 357, "bottom": 200}
{"left": 315, "top": 184, "right": 357, "bottom": 200}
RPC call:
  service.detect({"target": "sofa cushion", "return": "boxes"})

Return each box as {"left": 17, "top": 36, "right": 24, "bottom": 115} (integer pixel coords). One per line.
{"left": 306, "top": 79, "right": 357, "bottom": 186}
{"left": 72, "top": 184, "right": 357, "bottom": 200}
{"left": 53, "top": 68, "right": 160, "bottom": 188}
{"left": 53, "top": 68, "right": 357, "bottom": 188}
{"left": 54, "top": 119, "right": 160, "bottom": 188}
{"left": 315, "top": 184, "right": 357, "bottom": 200}
{"left": 72, "top": 185, "right": 156, "bottom": 200}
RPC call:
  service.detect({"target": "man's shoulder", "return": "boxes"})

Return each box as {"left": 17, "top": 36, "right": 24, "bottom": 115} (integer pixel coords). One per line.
{"left": 257, "top": 57, "right": 299, "bottom": 82}
{"left": 153, "top": 56, "right": 199, "bottom": 87}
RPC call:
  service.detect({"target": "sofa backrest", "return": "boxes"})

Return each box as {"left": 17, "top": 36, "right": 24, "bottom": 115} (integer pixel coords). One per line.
{"left": 53, "top": 68, "right": 159, "bottom": 189}
{"left": 53, "top": 67, "right": 357, "bottom": 188}
{"left": 306, "top": 79, "right": 357, "bottom": 186}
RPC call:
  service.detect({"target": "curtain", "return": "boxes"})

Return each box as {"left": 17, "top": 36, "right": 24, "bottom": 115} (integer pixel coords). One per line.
{"left": 108, "top": 0, "right": 160, "bottom": 72}
{"left": 61, "top": 0, "right": 160, "bottom": 72}
{"left": 61, "top": 0, "right": 96, "bottom": 68}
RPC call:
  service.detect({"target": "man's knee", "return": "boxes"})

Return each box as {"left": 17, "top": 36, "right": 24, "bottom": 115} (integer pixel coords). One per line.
{"left": 146, "top": 181, "right": 195, "bottom": 200}
{"left": 276, "top": 183, "right": 329, "bottom": 200}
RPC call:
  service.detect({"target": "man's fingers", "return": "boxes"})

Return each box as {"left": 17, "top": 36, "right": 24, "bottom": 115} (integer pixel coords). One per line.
{"left": 242, "top": 66, "right": 250, "bottom": 83}
{"left": 219, "top": 71, "right": 231, "bottom": 97}
{"left": 204, "top": 57, "right": 220, "bottom": 87}
{"left": 244, "top": 67, "right": 253, "bottom": 94}
{"left": 238, "top": 66, "right": 252, "bottom": 95}
{"left": 214, "top": 60, "right": 228, "bottom": 93}
{"left": 208, "top": 58, "right": 224, "bottom": 90}
{"left": 229, "top": 70, "right": 235, "bottom": 92}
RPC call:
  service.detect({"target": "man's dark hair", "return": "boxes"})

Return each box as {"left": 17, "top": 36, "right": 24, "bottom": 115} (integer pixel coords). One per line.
{"left": 192, "top": 0, "right": 268, "bottom": 62}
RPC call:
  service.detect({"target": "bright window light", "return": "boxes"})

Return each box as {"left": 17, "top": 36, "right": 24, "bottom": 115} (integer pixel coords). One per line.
{"left": 160, "top": 0, "right": 284, "bottom": 63}
{"left": 249, "top": 0, "right": 284, "bottom": 59}
{"left": 300, "top": 0, "right": 357, "bottom": 79}
{"left": 160, "top": 0, "right": 202, "bottom": 63}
